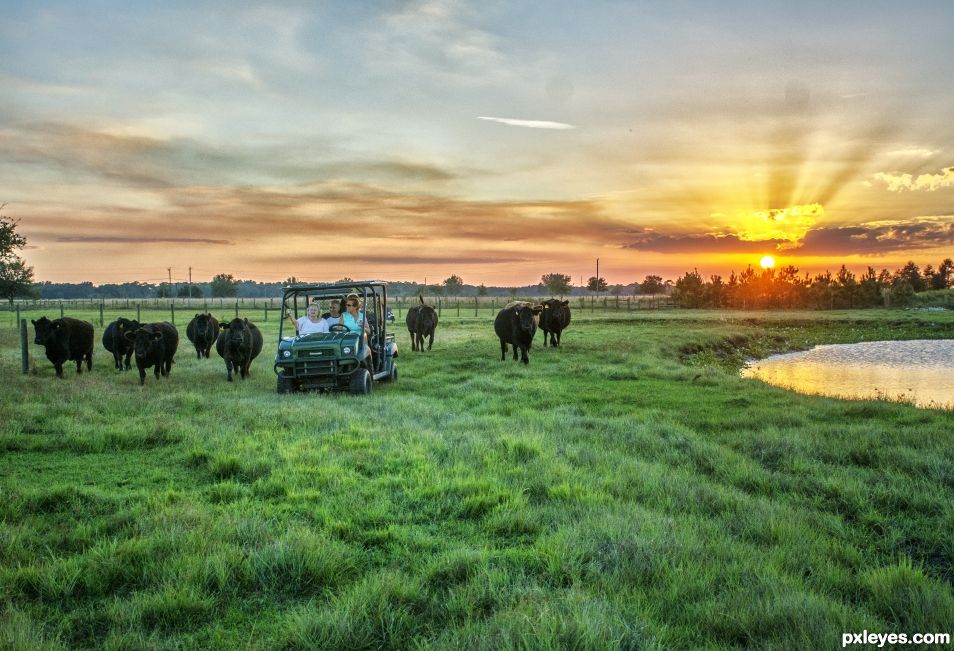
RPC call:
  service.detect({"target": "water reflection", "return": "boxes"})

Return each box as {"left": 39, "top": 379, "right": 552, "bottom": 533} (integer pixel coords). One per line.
{"left": 742, "top": 340, "right": 954, "bottom": 409}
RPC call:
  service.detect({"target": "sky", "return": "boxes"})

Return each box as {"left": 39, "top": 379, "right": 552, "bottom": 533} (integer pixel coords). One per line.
{"left": 2, "top": 0, "right": 953, "bottom": 286}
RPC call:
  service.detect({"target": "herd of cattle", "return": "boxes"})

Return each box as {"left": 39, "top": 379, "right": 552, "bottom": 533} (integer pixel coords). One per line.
{"left": 28, "top": 297, "right": 572, "bottom": 382}
{"left": 31, "top": 314, "right": 263, "bottom": 385}
{"left": 401, "top": 297, "right": 572, "bottom": 365}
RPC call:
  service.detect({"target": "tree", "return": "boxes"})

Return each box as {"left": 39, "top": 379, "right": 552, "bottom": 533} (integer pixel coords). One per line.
{"left": 443, "top": 275, "right": 464, "bottom": 295}
{"left": 639, "top": 275, "right": 665, "bottom": 295}
{"left": 283, "top": 276, "right": 300, "bottom": 285}
{"left": 586, "top": 276, "right": 608, "bottom": 294}
{"left": 540, "top": 273, "right": 573, "bottom": 296}
{"left": 893, "top": 261, "right": 924, "bottom": 292}
{"left": 0, "top": 208, "right": 36, "bottom": 306}
{"left": 930, "top": 258, "right": 953, "bottom": 290}
{"left": 210, "top": 273, "right": 238, "bottom": 298}
{"left": 476, "top": 284, "right": 488, "bottom": 297}
{"left": 671, "top": 269, "right": 705, "bottom": 308}
{"left": 177, "top": 285, "right": 203, "bottom": 298}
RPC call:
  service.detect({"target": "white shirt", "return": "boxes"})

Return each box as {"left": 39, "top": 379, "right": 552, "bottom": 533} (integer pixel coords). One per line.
{"left": 296, "top": 315, "right": 329, "bottom": 335}
{"left": 324, "top": 315, "right": 341, "bottom": 327}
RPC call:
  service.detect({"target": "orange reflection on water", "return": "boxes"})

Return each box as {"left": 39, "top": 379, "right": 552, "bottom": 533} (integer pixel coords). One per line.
{"left": 742, "top": 340, "right": 954, "bottom": 410}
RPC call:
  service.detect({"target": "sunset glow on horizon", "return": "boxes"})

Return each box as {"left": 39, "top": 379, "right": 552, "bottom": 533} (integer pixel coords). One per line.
{"left": 2, "top": 2, "right": 953, "bottom": 287}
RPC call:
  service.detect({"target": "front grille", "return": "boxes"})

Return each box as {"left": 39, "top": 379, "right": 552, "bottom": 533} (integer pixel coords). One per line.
{"left": 294, "top": 359, "right": 335, "bottom": 376}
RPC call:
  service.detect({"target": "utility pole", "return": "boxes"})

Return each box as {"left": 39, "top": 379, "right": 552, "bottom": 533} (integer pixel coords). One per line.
{"left": 167, "top": 267, "right": 172, "bottom": 299}
{"left": 188, "top": 266, "right": 192, "bottom": 300}
{"left": 596, "top": 258, "right": 599, "bottom": 296}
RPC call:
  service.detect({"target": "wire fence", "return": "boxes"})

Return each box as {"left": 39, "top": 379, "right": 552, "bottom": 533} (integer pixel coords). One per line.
{"left": 3, "top": 295, "right": 674, "bottom": 329}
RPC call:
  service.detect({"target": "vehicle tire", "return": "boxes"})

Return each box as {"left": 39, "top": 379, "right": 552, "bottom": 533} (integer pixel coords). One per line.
{"left": 349, "top": 368, "right": 372, "bottom": 395}
{"left": 277, "top": 373, "right": 297, "bottom": 394}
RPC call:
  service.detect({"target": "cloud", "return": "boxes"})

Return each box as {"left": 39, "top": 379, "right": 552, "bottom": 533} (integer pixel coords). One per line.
{"left": 623, "top": 232, "right": 778, "bottom": 254}
{"left": 621, "top": 217, "right": 954, "bottom": 257}
{"left": 54, "top": 236, "right": 232, "bottom": 245}
{"left": 788, "top": 218, "right": 954, "bottom": 256}
{"left": 477, "top": 116, "right": 575, "bottom": 130}
{"left": 873, "top": 166, "right": 954, "bottom": 192}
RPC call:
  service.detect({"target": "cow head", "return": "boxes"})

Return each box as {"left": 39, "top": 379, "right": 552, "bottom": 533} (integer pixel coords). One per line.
{"left": 512, "top": 304, "right": 542, "bottom": 333}
{"left": 221, "top": 318, "right": 249, "bottom": 349}
{"left": 32, "top": 317, "right": 60, "bottom": 346}
{"left": 417, "top": 305, "right": 438, "bottom": 329}
{"left": 193, "top": 313, "right": 214, "bottom": 335}
{"left": 126, "top": 324, "right": 164, "bottom": 358}
{"left": 115, "top": 317, "right": 139, "bottom": 337}
{"left": 541, "top": 299, "right": 569, "bottom": 324}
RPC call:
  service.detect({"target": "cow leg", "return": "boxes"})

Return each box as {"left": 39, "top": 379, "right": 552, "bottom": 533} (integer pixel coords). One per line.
{"left": 427, "top": 332, "right": 434, "bottom": 350}
{"left": 138, "top": 365, "right": 146, "bottom": 385}
{"left": 226, "top": 360, "right": 234, "bottom": 382}
{"left": 75, "top": 358, "right": 83, "bottom": 374}
{"left": 542, "top": 329, "right": 548, "bottom": 347}
{"left": 512, "top": 345, "right": 518, "bottom": 361}
{"left": 521, "top": 346, "right": 529, "bottom": 365}
{"left": 154, "top": 365, "right": 161, "bottom": 380}
{"left": 54, "top": 362, "right": 64, "bottom": 378}
{"left": 499, "top": 339, "right": 507, "bottom": 361}
{"left": 86, "top": 351, "right": 93, "bottom": 371}
{"left": 124, "top": 352, "right": 132, "bottom": 370}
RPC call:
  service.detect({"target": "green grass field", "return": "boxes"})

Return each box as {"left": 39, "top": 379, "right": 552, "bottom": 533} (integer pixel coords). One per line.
{"left": 1, "top": 307, "right": 952, "bottom": 649}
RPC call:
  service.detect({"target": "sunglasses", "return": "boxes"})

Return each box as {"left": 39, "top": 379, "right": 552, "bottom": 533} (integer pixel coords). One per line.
{"left": 346, "top": 302, "right": 358, "bottom": 307}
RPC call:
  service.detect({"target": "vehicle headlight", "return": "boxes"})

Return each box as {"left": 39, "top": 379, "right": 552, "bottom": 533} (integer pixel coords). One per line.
{"left": 282, "top": 350, "right": 292, "bottom": 358}
{"left": 342, "top": 346, "right": 352, "bottom": 354}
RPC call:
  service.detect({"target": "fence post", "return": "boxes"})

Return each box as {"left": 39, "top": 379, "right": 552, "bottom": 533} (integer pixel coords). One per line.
{"left": 16, "top": 305, "right": 20, "bottom": 328}
{"left": 264, "top": 307, "right": 268, "bottom": 322}
{"left": 171, "top": 303, "right": 175, "bottom": 325}
{"left": 474, "top": 296, "right": 478, "bottom": 317}
{"left": 20, "top": 319, "right": 29, "bottom": 374}
{"left": 235, "top": 302, "right": 239, "bottom": 318}
{"left": 99, "top": 303, "right": 104, "bottom": 327}
{"left": 60, "top": 301, "right": 64, "bottom": 319}
{"left": 136, "top": 303, "right": 141, "bottom": 322}
{"left": 438, "top": 297, "right": 442, "bottom": 317}
{"left": 457, "top": 299, "right": 460, "bottom": 317}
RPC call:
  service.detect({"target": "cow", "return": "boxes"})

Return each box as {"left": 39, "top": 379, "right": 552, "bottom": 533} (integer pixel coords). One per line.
{"left": 215, "top": 318, "right": 263, "bottom": 381}
{"left": 102, "top": 317, "right": 140, "bottom": 370}
{"left": 405, "top": 296, "right": 438, "bottom": 352}
{"left": 186, "top": 313, "right": 220, "bottom": 359}
{"left": 539, "top": 298, "right": 571, "bottom": 347}
{"left": 125, "top": 322, "right": 178, "bottom": 386}
{"left": 494, "top": 303, "right": 543, "bottom": 365}
{"left": 31, "top": 316, "right": 94, "bottom": 378}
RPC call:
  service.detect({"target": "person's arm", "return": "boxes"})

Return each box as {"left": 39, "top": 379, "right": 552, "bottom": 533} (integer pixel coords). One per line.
{"left": 286, "top": 312, "right": 299, "bottom": 334}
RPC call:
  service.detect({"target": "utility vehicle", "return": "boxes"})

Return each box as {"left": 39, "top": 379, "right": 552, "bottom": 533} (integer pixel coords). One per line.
{"left": 274, "top": 280, "right": 398, "bottom": 394}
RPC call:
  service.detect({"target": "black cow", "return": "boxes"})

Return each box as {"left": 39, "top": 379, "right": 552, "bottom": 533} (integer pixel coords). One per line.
{"left": 405, "top": 296, "right": 438, "bottom": 352}
{"left": 539, "top": 298, "right": 571, "bottom": 347}
{"left": 215, "top": 318, "right": 263, "bottom": 381}
{"left": 125, "top": 322, "right": 178, "bottom": 386}
{"left": 186, "top": 313, "right": 220, "bottom": 359}
{"left": 102, "top": 317, "right": 140, "bottom": 370}
{"left": 32, "top": 316, "right": 94, "bottom": 378}
{"left": 494, "top": 303, "right": 543, "bottom": 365}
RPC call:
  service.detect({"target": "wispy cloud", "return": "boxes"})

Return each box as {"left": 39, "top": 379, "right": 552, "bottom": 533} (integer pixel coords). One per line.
{"left": 873, "top": 166, "right": 954, "bottom": 192}
{"left": 477, "top": 116, "right": 575, "bottom": 130}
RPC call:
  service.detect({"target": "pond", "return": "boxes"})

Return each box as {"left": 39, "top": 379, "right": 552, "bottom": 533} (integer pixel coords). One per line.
{"left": 741, "top": 339, "right": 954, "bottom": 410}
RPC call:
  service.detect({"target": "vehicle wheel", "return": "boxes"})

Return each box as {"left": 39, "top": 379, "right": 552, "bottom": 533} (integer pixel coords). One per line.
{"left": 277, "top": 373, "right": 297, "bottom": 394}
{"left": 349, "top": 368, "right": 372, "bottom": 395}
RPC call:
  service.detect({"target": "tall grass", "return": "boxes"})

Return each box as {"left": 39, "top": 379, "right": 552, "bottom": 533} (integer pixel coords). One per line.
{"left": 1, "top": 308, "right": 952, "bottom": 648}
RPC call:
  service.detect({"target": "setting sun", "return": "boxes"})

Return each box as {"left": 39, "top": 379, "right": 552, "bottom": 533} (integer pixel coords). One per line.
{"left": 760, "top": 255, "right": 776, "bottom": 269}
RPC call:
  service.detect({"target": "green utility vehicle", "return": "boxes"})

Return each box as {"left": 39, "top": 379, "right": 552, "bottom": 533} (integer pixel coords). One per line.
{"left": 274, "top": 280, "right": 398, "bottom": 394}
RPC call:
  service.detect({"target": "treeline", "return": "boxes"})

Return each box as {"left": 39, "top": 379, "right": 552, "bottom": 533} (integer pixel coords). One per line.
{"left": 671, "top": 259, "right": 953, "bottom": 309}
